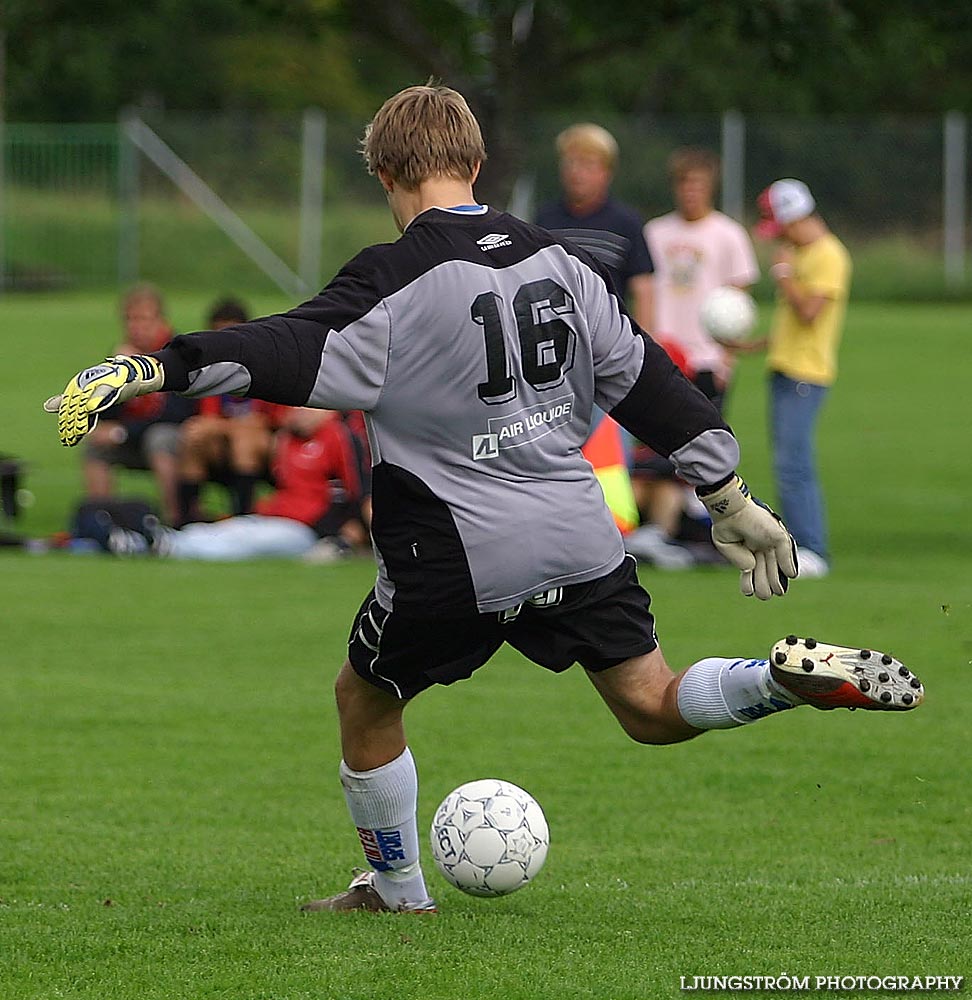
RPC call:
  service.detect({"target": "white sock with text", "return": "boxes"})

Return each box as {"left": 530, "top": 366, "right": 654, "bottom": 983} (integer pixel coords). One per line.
{"left": 340, "top": 747, "right": 433, "bottom": 910}
{"left": 677, "top": 657, "right": 800, "bottom": 729}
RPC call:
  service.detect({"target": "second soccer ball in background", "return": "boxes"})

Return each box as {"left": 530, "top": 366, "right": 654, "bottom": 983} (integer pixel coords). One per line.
{"left": 699, "top": 285, "right": 758, "bottom": 342}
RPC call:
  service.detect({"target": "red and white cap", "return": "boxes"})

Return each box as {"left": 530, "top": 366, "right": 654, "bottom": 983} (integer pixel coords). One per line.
{"left": 755, "top": 179, "right": 815, "bottom": 239}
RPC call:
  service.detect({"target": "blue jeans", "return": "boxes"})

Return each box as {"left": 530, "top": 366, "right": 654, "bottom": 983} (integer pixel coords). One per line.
{"left": 769, "top": 372, "right": 829, "bottom": 559}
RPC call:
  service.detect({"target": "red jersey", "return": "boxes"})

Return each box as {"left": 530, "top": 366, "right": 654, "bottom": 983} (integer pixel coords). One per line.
{"left": 256, "top": 417, "right": 362, "bottom": 527}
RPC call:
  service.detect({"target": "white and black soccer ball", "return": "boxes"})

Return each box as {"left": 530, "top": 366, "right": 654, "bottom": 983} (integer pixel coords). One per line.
{"left": 430, "top": 778, "right": 549, "bottom": 897}
{"left": 699, "top": 285, "right": 757, "bottom": 342}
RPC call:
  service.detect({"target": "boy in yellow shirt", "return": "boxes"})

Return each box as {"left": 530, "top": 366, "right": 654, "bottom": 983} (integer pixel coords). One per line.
{"left": 756, "top": 179, "right": 851, "bottom": 578}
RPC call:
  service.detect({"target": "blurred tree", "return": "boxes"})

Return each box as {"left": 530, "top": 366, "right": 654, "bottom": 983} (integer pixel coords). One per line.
{"left": 303, "top": 0, "right": 972, "bottom": 198}
{"left": 318, "top": 0, "right": 679, "bottom": 199}
{"left": 4, "top": 0, "right": 972, "bottom": 200}
{"left": 1, "top": 0, "right": 368, "bottom": 118}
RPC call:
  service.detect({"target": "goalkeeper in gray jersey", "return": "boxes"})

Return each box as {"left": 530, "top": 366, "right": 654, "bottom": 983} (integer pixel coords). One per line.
{"left": 47, "top": 84, "right": 925, "bottom": 914}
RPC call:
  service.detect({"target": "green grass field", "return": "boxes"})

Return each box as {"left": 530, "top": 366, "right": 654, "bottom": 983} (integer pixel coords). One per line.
{"left": 1, "top": 293, "right": 971, "bottom": 998}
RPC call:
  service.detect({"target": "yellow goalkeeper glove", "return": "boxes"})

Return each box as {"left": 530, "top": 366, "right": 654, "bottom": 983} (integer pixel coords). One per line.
{"left": 699, "top": 475, "right": 798, "bottom": 600}
{"left": 44, "top": 355, "right": 165, "bottom": 447}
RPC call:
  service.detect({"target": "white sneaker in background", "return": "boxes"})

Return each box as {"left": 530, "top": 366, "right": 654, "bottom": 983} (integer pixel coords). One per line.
{"left": 623, "top": 524, "right": 694, "bottom": 570}
{"left": 682, "top": 490, "right": 710, "bottom": 521}
{"left": 301, "top": 537, "right": 351, "bottom": 565}
{"left": 796, "top": 547, "right": 829, "bottom": 578}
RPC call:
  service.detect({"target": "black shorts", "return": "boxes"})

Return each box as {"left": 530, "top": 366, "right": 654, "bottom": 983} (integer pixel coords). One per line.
{"left": 347, "top": 555, "right": 657, "bottom": 700}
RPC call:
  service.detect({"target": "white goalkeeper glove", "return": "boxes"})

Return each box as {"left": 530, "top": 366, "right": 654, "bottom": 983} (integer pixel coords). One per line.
{"left": 44, "top": 355, "right": 165, "bottom": 447}
{"left": 698, "top": 475, "right": 798, "bottom": 600}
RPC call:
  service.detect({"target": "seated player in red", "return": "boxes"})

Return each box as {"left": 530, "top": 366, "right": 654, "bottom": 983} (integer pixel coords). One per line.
{"left": 320, "top": 409, "right": 373, "bottom": 556}
{"left": 108, "top": 407, "right": 367, "bottom": 562}
{"left": 175, "top": 299, "right": 289, "bottom": 525}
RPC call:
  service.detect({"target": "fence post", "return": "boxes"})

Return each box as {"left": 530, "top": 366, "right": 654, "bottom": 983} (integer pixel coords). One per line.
{"left": 943, "top": 110, "right": 967, "bottom": 289}
{"left": 123, "top": 115, "right": 304, "bottom": 298}
{"left": 118, "top": 108, "right": 140, "bottom": 287}
{"left": 299, "top": 107, "right": 326, "bottom": 295}
{"left": 720, "top": 110, "right": 745, "bottom": 222}
{"left": 0, "top": 25, "right": 6, "bottom": 293}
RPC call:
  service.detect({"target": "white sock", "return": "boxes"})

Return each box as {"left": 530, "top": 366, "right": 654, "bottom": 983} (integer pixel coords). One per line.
{"left": 340, "top": 747, "right": 433, "bottom": 910}
{"left": 677, "top": 657, "right": 801, "bottom": 730}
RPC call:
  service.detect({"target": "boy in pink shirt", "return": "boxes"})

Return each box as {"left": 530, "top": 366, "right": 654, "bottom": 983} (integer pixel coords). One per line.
{"left": 627, "top": 148, "right": 759, "bottom": 565}
{"left": 644, "top": 147, "right": 759, "bottom": 408}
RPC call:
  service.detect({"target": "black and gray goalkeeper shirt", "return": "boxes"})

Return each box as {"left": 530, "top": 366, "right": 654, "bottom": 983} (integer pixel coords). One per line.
{"left": 154, "top": 205, "right": 738, "bottom": 616}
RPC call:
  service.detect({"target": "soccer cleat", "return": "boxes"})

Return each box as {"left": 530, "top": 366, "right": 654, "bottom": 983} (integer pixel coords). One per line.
{"left": 301, "top": 870, "right": 437, "bottom": 914}
{"left": 301, "top": 537, "right": 352, "bottom": 565}
{"left": 795, "top": 547, "right": 829, "bottom": 579}
{"left": 623, "top": 524, "right": 694, "bottom": 570}
{"left": 107, "top": 525, "right": 150, "bottom": 556}
{"left": 770, "top": 636, "right": 924, "bottom": 711}
{"left": 106, "top": 515, "right": 175, "bottom": 557}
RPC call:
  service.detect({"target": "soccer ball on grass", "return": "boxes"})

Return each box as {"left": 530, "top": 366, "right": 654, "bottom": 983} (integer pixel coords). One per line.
{"left": 430, "top": 778, "right": 549, "bottom": 897}
{"left": 699, "top": 285, "right": 757, "bottom": 342}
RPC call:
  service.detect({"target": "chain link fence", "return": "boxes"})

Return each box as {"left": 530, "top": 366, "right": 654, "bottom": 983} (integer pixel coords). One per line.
{"left": 1, "top": 111, "right": 968, "bottom": 298}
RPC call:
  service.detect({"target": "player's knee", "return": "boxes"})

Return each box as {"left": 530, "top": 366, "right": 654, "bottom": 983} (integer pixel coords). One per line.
{"left": 334, "top": 661, "right": 357, "bottom": 710}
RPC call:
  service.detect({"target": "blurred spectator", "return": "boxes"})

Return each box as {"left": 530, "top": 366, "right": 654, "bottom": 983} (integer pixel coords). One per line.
{"left": 333, "top": 408, "right": 373, "bottom": 553}
{"left": 536, "top": 122, "right": 655, "bottom": 555}
{"left": 626, "top": 148, "right": 760, "bottom": 566}
{"left": 581, "top": 412, "right": 640, "bottom": 538}
{"left": 645, "top": 147, "right": 760, "bottom": 409}
{"left": 176, "top": 298, "right": 287, "bottom": 525}
{"left": 82, "top": 284, "right": 196, "bottom": 525}
{"left": 622, "top": 338, "right": 697, "bottom": 569}
{"left": 755, "top": 178, "right": 852, "bottom": 578}
{"left": 109, "top": 408, "right": 367, "bottom": 562}
{"left": 536, "top": 123, "right": 654, "bottom": 330}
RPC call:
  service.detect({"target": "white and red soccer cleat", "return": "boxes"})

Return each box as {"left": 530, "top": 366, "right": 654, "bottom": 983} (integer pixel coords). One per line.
{"left": 770, "top": 636, "right": 924, "bottom": 711}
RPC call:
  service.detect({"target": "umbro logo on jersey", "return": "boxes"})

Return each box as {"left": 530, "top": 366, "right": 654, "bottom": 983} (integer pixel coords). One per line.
{"left": 477, "top": 233, "right": 512, "bottom": 251}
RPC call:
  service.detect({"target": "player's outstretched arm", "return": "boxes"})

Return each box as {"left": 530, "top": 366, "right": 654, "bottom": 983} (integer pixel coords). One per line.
{"left": 697, "top": 475, "right": 798, "bottom": 600}
{"left": 43, "top": 355, "right": 163, "bottom": 447}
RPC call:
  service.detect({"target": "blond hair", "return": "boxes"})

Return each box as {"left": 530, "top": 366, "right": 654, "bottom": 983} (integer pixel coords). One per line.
{"left": 555, "top": 123, "right": 619, "bottom": 169}
{"left": 362, "top": 84, "right": 486, "bottom": 190}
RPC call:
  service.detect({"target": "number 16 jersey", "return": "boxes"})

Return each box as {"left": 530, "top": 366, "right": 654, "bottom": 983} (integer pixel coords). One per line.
{"left": 155, "top": 206, "right": 739, "bottom": 616}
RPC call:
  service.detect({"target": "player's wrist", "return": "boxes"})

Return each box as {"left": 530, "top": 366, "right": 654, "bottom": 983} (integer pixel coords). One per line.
{"left": 695, "top": 472, "right": 737, "bottom": 499}
{"left": 698, "top": 475, "right": 750, "bottom": 520}
{"left": 104, "top": 354, "right": 165, "bottom": 400}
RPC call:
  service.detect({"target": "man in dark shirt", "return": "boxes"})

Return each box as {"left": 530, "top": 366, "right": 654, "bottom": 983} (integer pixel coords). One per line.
{"left": 536, "top": 123, "right": 654, "bottom": 332}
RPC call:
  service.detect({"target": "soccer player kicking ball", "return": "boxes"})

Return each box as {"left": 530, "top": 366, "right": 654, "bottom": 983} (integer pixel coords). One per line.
{"left": 45, "top": 85, "right": 924, "bottom": 915}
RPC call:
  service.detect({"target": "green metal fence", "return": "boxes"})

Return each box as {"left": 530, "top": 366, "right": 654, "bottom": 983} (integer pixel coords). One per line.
{"left": 3, "top": 124, "right": 119, "bottom": 289}
{"left": 1, "top": 112, "right": 968, "bottom": 296}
